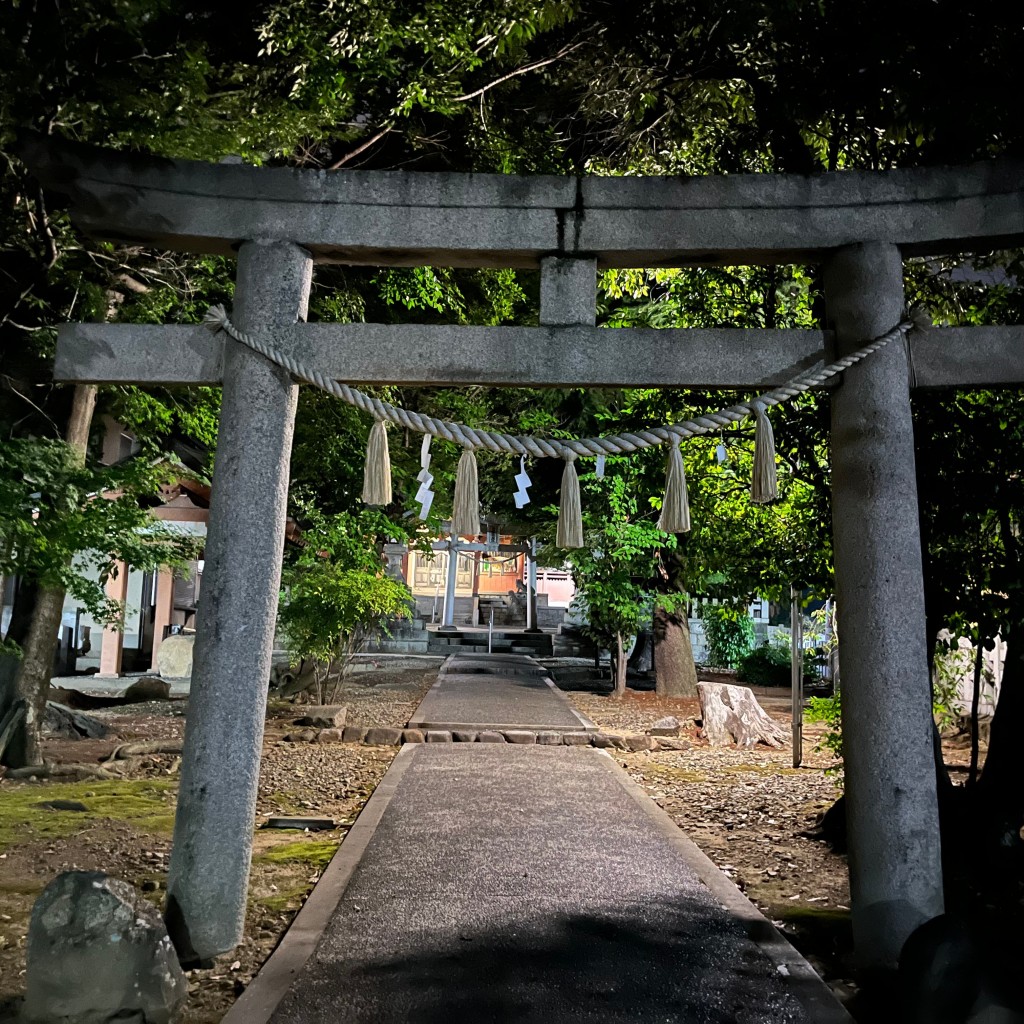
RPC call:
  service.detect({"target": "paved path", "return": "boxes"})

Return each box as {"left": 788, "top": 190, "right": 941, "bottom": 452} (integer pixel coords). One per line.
{"left": 407, "top": 654, "right": 595, "bottom": 733}
{"left": 229, "top": 656, "right": 849, "bottom": 1024}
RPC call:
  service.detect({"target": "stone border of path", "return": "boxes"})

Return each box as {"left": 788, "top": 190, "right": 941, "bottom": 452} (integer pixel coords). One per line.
{"left": 228, "top": 745, "right": 852, "bottom": 1024}
{"left": 283, "top": 725, "right": 688, "bottom": 750}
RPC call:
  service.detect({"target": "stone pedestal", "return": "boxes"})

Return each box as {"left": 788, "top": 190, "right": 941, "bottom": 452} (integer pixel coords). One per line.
{"left": 825, "top": 242, "right": 944, "bottom": 969}
{"left": 166, "top": 240, "right": 312, "bottom": 963}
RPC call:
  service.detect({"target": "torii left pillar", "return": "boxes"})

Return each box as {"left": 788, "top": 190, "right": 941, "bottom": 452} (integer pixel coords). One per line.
{"left": 166, "top": 240, "right": 312, "bottom": 964}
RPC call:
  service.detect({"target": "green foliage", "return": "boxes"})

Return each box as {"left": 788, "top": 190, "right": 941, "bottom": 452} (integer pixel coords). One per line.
{"left": 738, "top": 641, "right": 817, "bottom": 688}
{"left": 932, "top": 641, "right": 974, "bottom": 734}
{"left": 805, "top": 691, "right": 844, "bottom": 780}
{"left": 0, "top": 637, "right": 22, "bottom": 659}
{"left": 0, "top": 439, "right": 198, "bottom": 624}
{"left": 698, "top": 604, "right": 756, "bottom": 668}
{"left": 549, "top": 472, "right": 678, "bottom": 663}
{"left": 277, "top": 505, "right": 416, "bottom": 701}
{"left": 804, "top": 645, "right": 967, "bottom": 785}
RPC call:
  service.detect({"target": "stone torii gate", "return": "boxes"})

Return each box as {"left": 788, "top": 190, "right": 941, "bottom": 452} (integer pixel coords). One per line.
{"left": 22, "top": 138, "right": 1024, "bottom": 971}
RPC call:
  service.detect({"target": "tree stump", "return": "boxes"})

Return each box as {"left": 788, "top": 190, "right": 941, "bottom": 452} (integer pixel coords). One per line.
{"left": 698, "top": 682, "right": 788, "bottom": 748}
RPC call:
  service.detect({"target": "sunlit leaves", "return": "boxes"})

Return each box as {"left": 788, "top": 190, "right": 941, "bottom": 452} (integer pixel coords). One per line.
{"left": 0, "top": 439, "right": 198, "bottom": 621}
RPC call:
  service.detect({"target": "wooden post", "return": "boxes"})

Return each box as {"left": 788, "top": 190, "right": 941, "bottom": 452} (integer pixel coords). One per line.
{"left": 149, "top": 570, "right": 175, "bottom": 671}
{"left": 96, "top": 562, "right": 129, "bottom": 678}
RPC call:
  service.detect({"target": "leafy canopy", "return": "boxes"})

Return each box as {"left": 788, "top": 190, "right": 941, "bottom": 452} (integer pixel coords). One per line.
{"left": 0, "top": 439, "right": 199, "bottom": 622}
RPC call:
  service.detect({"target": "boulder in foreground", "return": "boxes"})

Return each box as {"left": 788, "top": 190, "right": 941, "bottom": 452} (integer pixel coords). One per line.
{"left": 23, "top": 871, "right": 187, "bottom": 1024}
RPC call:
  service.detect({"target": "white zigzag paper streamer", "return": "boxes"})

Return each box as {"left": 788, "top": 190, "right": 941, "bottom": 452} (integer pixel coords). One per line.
{"left": 513, "top": 455, "right": 532, "bottom": 509}
{"left": 415, "top": 433, "right": 435, "bottom": 519}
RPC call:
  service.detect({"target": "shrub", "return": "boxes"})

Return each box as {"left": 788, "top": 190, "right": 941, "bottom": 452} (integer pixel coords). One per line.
{"left": 698, "top": 604, "right": 755, "bottom": 668}
{"left": 738, "top": 642, "right": 820, "bottom": 687}
{"left": 805, "top": 692, "right": 843, "bottom": 781}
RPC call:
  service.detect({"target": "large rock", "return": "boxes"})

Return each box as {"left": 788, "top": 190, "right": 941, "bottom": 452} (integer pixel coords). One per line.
{"left": 363, "top": 727, "right": 402, "bottom": 746}
{"left": 42, "top": 703, "right": 108, "bottom": 740}
{"left": 294, "top": 705, "right": 346, "bottom": 729}
{"left": 124, "top": 676, "right": 172, "bottom": 702}
{"left": 23, "top": 871, "right": 187, "bottom": 1024}
{"left": 155, "top": 635, "right": 194, "bottom": 680}
{"left": 648, "top": 715, "right": 681, "bottom": 737}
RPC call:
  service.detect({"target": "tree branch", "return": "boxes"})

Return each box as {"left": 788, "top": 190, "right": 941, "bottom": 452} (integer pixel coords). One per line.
{"left": 327, "top": 126, "right": 393, "bottom": 170}
{"left": 452, "top": 44, "right": 582, "bottom": 103}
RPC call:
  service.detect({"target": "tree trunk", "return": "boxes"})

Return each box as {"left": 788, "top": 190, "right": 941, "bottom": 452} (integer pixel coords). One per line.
{"left": 653, "top": 603, "right": 699, "bottom": 697}
{"left": 611, "top": 633, "right": 628, "bottom": 699}
{"left": 653, "top": 539, "right": 699, "bottom": 697}
{"left": 2, "top": 384, "right": 97, "bottom": 769}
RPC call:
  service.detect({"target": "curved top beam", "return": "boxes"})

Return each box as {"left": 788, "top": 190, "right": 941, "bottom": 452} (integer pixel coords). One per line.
{"left": 20, "top": 136, "right": 1024, "bottom": 268}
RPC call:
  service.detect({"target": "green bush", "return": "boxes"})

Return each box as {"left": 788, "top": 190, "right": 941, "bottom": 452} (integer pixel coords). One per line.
{"left": 805, "top": 692, "right": 843, "bottom": 781}
{"left": 738, "top": 643, "right": 790, "bottom": 686}
{"left": 698, "top": 604, "right": 756, "bottom": 668}
{"left": 738, "top": 642, "right": 820, "bottom": 687}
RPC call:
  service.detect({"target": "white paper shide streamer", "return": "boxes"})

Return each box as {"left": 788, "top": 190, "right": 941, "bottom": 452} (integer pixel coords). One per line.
{"left": 513, "top": 456, "right": 532, "bottom": 509}
{"left": 415, "top": 433, "right": 435, "bottom": 520}
{"left": 205, "top": 304, "right": 924, "bottom": 537}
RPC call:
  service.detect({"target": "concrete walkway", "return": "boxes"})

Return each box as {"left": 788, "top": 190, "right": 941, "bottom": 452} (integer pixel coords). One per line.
{"left": 228, "top": 657, "right": 849, "bottom": 1024}
{"left": 407, "top": 654, "right": 595, "bottom": 734}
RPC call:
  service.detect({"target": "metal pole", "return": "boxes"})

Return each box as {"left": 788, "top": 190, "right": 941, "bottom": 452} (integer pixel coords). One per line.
{"left": 791, "top": 584, "right": 804, "bottom": 769}
{"left": 488, "top": 609, "right": 494, "bottom": 654}
{"left": 441, "top": 533, "right": 459, "bottom": 629}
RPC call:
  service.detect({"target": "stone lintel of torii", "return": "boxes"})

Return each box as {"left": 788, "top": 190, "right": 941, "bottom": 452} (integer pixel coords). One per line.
{"left": 21, "top": 136, "right": 1024, "bottom": 971}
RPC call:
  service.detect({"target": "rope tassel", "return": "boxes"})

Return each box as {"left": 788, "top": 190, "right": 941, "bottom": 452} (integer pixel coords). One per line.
{"left": 750, "top": 402, "right": 778, "bottom": 503}
{"left": 556, "top": 454, "right": 584, "bottom": 548}
{"left": 451, "top": 447, "right": 480, "bottom": 537}
{"left": 361, "top": 418, "right": 392, "bottom": 506}
{"left": 658, "top": 442, "right": 691, "bottom": 533}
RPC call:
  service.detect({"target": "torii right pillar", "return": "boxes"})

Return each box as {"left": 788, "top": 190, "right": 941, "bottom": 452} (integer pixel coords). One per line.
{"left": 825, "top": 242, "right": 944, "bottom": 971}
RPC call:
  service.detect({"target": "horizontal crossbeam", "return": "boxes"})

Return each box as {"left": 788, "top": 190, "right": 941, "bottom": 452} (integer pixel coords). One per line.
{"left": 22, "top": 137, "right": 1024, "bottom": 267}
{"left": 54, "top": 323, "right": 1024, "bottom": 390}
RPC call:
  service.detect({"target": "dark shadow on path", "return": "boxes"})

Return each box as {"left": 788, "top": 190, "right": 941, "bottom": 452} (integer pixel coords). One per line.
{"left": 270, "top": 897, "right": 813, "bottom": 1024}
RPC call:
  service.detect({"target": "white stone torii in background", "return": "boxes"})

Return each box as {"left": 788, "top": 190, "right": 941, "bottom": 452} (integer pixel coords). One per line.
{"left": 22, "top": 136, "right": 1024, "bottom": 970}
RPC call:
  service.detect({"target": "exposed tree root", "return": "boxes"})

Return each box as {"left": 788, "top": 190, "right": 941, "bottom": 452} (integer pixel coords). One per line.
{"left": 103, "top": 740, "right": 184, "bottom": 764}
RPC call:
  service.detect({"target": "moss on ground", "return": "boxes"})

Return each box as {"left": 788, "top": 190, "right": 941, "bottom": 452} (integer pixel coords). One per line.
{"left": 256, "top": 839, "right": 339, "bottom": 869}
{"left": 256, "top": 885, "right": 311, "bottom": 913}
{"left": 0, "top": 780, "right": 177, "bottom": 850}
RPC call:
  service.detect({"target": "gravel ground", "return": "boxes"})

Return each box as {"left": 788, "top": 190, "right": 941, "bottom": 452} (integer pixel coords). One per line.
{"left": 0, "top": 668, "right": 431, "bottom": 1023}
{"left": 1, "top": 670, "right": 978, "bottom": 1021}
{"left": 567, "top": 687, "right": 856, "bottom": 997}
